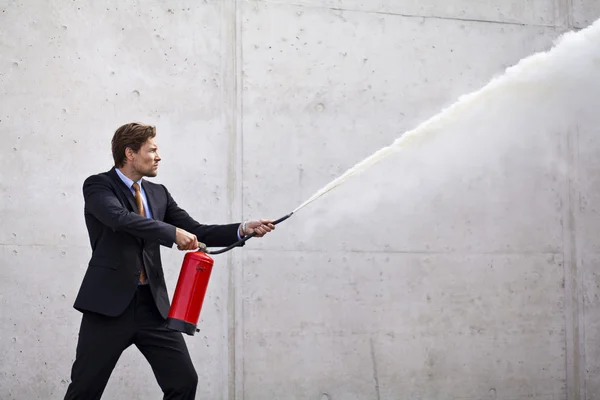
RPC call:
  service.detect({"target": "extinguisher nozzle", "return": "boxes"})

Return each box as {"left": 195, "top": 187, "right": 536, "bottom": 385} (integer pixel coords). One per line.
{"left": 273, "top": 212, "right": 293, "bottom": 225}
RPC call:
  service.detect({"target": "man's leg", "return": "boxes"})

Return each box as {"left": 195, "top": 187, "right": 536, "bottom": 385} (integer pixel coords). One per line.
{"left": 64, "top": 309, "right": 134, "bottom": 400}
{"left": 133, "top": 286, "right": 198, "bottom": 400}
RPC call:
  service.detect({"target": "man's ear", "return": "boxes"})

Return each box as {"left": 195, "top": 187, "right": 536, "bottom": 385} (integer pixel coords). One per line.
{"left": 125, "top": 147, "right": 135, "bottom": 162}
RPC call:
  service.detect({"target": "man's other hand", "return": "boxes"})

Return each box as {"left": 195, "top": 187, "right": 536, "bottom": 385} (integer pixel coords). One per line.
{"left": 244, "top": 220, "right": 275, "bottom": 238}
{"left": 175, "top": 228, "right": 199, "bottom": 250}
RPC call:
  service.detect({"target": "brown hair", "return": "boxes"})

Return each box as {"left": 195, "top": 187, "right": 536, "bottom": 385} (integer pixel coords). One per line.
{"left": 111, "top": 123, "right": 156, "bottom": 167}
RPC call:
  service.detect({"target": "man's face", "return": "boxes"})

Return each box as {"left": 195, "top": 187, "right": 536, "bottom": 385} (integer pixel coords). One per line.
{"left": 129, "top": 137, "right": 161, "bottom": 177}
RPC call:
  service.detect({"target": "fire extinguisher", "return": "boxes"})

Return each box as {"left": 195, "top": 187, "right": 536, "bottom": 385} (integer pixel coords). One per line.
{"left": 166, "top": 250, "right": 215, "bottom": 335}
{"left": 166, "top": 213, "right": 293, "bottom": 335}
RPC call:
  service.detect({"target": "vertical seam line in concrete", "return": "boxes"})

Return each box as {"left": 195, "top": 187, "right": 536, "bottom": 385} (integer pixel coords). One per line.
{"left": 556, "top": 0, "right": 571, "bottom": 28}
{"left": 565, "top": 0, "right": 574, "bottom": 28}
{"left": 574, "top": 125, "right": 586, "bottom": 399}
{"left": 369, "top": 337, "right": 381, "bottom": 400}
{"left": 562, "top": 125, "right": 582, "bottom": 400}
{"left": 223, "top": 0, "right": 243, "bottom": 398}
{"left": 235, "top": 0, "right": 246, "bottom": 398}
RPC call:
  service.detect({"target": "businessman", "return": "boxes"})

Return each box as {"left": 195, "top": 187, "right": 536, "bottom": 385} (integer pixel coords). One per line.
{"left": 64, "top": 122, "right": 275, "bottom": 399}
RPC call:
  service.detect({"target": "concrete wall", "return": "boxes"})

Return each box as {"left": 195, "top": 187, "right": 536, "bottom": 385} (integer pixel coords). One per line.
{"left": 1, "top": 0, "right": 599, "bottom": 399}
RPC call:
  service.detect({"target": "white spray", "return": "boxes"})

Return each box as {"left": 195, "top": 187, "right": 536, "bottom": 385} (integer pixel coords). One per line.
{"left": 290, "top": 18, "right": 600, "bottom": 216}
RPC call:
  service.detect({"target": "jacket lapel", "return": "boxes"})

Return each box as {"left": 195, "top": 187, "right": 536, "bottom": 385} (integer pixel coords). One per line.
{"left": 107, "top": 167, "right": 139, "bottom": 213}
{"left": 141, "top": 181, "right": 159, "bottom": 221}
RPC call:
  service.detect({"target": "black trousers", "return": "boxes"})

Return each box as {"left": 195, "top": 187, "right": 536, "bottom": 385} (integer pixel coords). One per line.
{"left": 64, "top": 285, "right": 198, "bottom": 400}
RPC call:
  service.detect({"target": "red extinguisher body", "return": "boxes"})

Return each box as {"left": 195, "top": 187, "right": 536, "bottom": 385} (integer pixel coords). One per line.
{"left": 166, "top": 251, "right": 214, "bottom": 335}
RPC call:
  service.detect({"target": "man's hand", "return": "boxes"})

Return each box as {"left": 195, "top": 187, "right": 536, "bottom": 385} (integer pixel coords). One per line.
{"left": 242, "top": 219, "right": 275, "bottom": 238}
{"left": 175, "top": 228, "right": 199, "bottom": 250}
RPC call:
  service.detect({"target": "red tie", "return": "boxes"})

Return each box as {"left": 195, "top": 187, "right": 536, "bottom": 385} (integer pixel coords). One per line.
{"left": 132, "top": 183, "right": 147, "bottom": 284}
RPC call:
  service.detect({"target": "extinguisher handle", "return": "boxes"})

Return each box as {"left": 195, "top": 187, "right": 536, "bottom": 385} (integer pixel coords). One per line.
{"left": 206, "top": 212, "right": 293, "bottom": 255}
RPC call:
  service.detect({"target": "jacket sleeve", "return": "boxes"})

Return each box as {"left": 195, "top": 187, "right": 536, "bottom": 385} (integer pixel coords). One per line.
{"left": 83, "top": 175, "right": 177, "bottom": 247}
{"left": 161, "top": 184, "right": 242, "bottom": 248}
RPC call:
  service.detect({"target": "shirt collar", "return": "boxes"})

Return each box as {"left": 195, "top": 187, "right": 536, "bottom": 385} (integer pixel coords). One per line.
{"left": 115, "top": 167, "right": 143, "bottom": 190}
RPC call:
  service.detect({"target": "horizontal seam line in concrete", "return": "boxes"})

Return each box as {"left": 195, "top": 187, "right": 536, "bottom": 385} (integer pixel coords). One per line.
{"left": 0, "top": 244, "right": 88, "bottom": 248}
{"left": 243, "top": 330, "right": 568, "bottom": 337}
{"left": 243, "top": 248, "right": 562, "bottom": 255}
{"left": 256, "top": 0, "right": 558, "bottom": 29}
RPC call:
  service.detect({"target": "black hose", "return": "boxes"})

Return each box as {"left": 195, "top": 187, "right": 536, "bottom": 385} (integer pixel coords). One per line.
{"left": 206, "top": 212, "right": 294, "bottom": 255}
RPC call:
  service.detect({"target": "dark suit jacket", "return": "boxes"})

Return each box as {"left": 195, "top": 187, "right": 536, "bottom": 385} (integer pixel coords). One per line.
{"left": 73, "top": 167, "right": 242, "bottom": 319}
